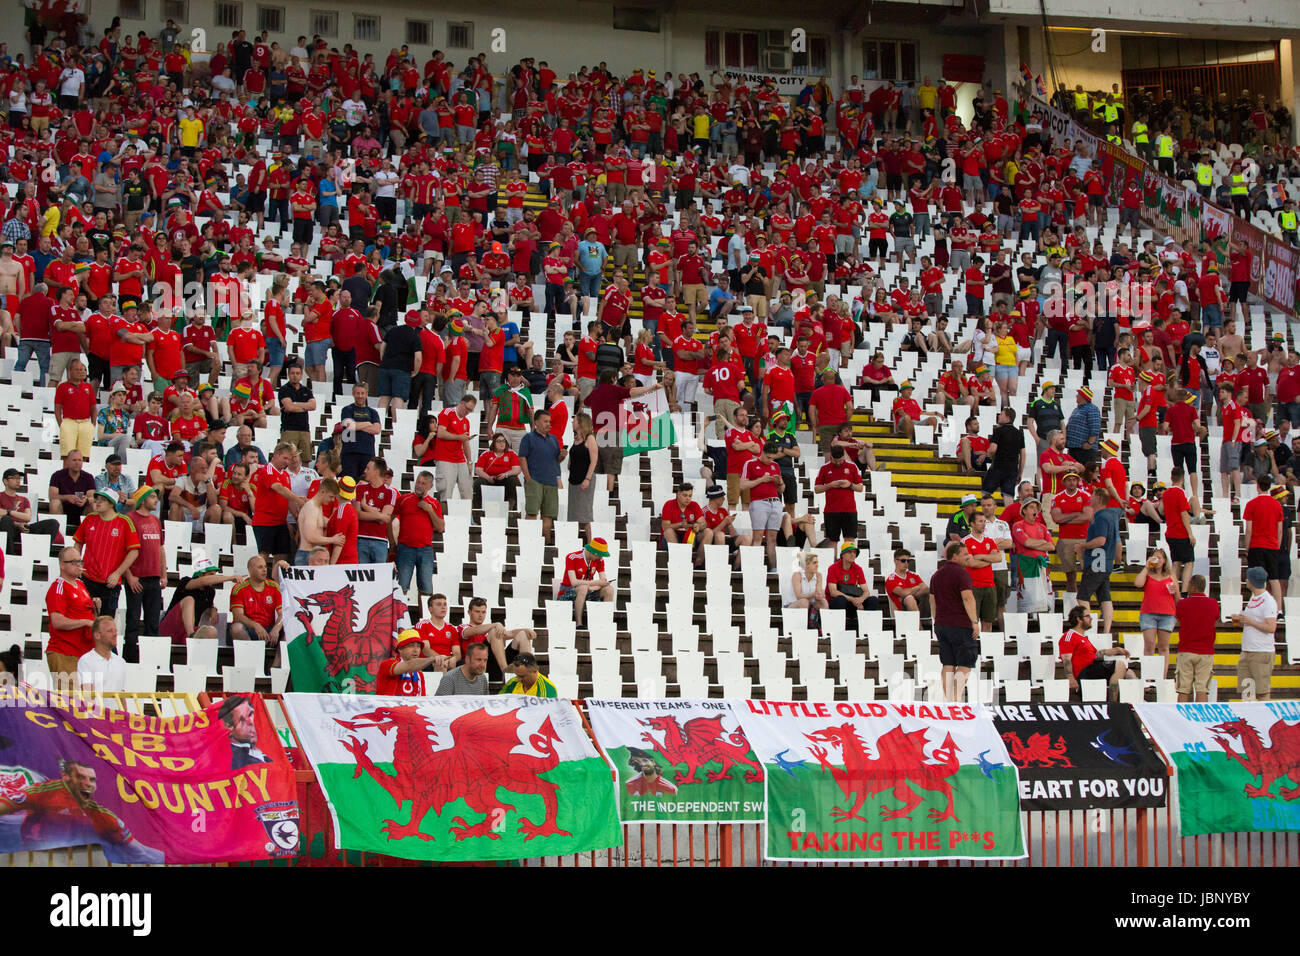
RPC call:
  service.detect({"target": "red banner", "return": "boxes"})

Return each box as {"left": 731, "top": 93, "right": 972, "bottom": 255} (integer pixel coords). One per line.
{"left": 0, "top": 688, "right": 299, "bottom": 863}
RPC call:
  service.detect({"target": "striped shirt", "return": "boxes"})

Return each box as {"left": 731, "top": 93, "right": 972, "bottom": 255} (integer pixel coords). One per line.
{"left": 435, "top": 667, "right": 490, "bottom": 696}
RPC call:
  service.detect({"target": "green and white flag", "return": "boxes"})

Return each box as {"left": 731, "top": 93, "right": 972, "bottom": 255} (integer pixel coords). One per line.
{"left": 282, "top": 564, "right": 408, "bottom": 695}
{"left": 586, "top": 699, "right": 765, "bottom": 823}
{"left": 621, "top": 387, "right": 676, "bottom": 455}
{"left": 1136, "top": 703, "right": 1300, "bottom": 835}
{"left": 283, "top": 694, "right": 621, "bottom": 861}
{"left": 737, "top": 700, "right": 1026, "bottom": 862}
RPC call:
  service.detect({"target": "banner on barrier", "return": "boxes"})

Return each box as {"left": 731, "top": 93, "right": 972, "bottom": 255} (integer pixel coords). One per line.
{"left": 737, "top": 700, "right": 1025, "bottom": 862}
{"left": 283, "top": 694, "right": 621, "bottom": 861}
{"left": 283, "top": 563, "right": 408, "bottom": 694}
{"left": 586, "top": 699, "right": 764, "bottom": 823}
{"left": 719, "top": 70, "right": 809, "bottom": 95}
{"left": 1262, "top": 236, "right": 1298, "bottom": 314}
{"left": 0, "top": 689, "right": 298, "bottom": 863}
{"left": 1136, "top": 703, "right": 1300, "bottom": 835}
{"left": 990, "top": 703, "right": 1167, "bottom": 810}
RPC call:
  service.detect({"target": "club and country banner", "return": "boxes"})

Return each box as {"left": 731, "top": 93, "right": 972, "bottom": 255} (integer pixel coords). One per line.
{"left": 585, "top": 699, "right": 764, "bottom": 823}
{"left": 283, "top": 564, "right": 409, "bottom": 694}
{"left": 0, "top": 688, "right": 298, "bottom": 863}
{"left": 283, "top": 693, "right": 621, "bottom": 861}
{"left": 1136, "top": 703, "right": 1300, "bottom": 836}
{"left": 737, "top": 700, "right": 1025, "bottom": 862}
{"left": 990, "top": 702, "right": 1166, "bottom": 810}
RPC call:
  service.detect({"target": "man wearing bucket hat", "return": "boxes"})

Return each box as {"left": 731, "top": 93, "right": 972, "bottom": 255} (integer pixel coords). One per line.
{"left": 122, "top": 485, "right": 163, "bottom": 660}
{"left": 72, "top": 488, "right": 139, "bottom": 621}
{"left": 1095, "top": 437, "right": 1127, "bottom": 513}
{"left": 826, "top": 540, "right": 877, "bottom": 632}
{"left": 376, "top": 629, "right": 445, "bottom": 696}
{"left": 891, "top": 380, "right": 942, "bottom": 442}
{"left": 1064, "top": 385, "right": 1101, "bottom": 464}
{"left": 558, "top": 537, "right": 614, "bottom": 628}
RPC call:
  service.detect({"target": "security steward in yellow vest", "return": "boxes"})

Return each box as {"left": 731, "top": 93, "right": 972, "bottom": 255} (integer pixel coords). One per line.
{"left": 1280, "top": 201, "right": 1298, "bottom": 247}
{"left": 1131, "top": 115, "right": 1150, "bottom": 162}
{"left": 1228, "top": 161, "right": 1248, "bottom": 216}
{"left": 1195, "top": 158, "right": 1214, "bottom": 199}
{"left": 1154, "top": 129, "right": 1175, "bottom": 176}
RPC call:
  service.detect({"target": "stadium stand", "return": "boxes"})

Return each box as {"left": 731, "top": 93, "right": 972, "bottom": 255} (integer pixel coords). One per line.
{"left": 0, "top": 8, "right": 1298, "bottom": 721}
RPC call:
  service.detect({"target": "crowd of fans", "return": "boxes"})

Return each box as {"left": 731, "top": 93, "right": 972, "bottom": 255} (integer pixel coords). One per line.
{"left": 0, "top": 10, "right": 1293, "bottom": 701}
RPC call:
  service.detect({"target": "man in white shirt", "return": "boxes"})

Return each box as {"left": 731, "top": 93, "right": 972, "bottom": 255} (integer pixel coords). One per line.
{"left": 1233, "top": 566, "right": 1278, "bottom": 701}
{"left": 78, "top": 616, "right": 126, "bottom": 692}
{"left": 980, "top": 495, "right": 1015, "bottom": 629}
{"left": 58, "top": 65, "right": 85, "bottom": 109}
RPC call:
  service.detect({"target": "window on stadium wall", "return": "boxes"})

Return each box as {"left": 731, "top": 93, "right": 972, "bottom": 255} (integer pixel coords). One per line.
{"left": 862, "top": 39, "right": 918, "bottom": 83}
{"left": 705, "top": 28, "right": 831, "bottom": 78}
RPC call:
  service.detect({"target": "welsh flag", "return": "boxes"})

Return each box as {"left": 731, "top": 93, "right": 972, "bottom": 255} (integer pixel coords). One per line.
{"left": 738, "top": 700, "right": 1026, "bottom": 862}
{"left": 283, "top": 564, "right": 408, "bottom": 694}
{"left": 1159, "top": 184, "right": 1185, "bottom": 227}
{"left": 283, "top": 695, "right": 621, "bottom": 862}
{"left": 586, "top": 699, "right": 765, "bottom": 823}
{"left": 1136, "top": 703, "right": 1300, "bottom": 835}
{"left": 621, "top": 387, "right": 676, "bottom": 455}
{"left": 1143, "top": 170, "right": 1163, "bottom": 210}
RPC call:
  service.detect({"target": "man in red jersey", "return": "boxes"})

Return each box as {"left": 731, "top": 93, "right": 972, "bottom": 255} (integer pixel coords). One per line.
{"left": 375, "top": 628, "right": 444, "bottom": 696}
{"left": 250, "top": 442, "right": 302, "bottom": 563}
{"left": 72, "top": 489, "right": 139, "bottom": 621}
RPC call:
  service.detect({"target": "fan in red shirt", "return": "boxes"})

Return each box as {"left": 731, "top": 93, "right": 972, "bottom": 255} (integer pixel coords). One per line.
{"left": 1058, "top": 604, "right": 1132, "bottom": 688}
{"left": 884, "top": 548, "right": 929, "bottom": 612}
{"left": 376, "top": 629, "right": 443, "bottom": 696}
{"left": 72, "top": 491, "right": 140, "bottom": 616}
{"left": 660, "top": 485, "right": 705, "bottom": 548}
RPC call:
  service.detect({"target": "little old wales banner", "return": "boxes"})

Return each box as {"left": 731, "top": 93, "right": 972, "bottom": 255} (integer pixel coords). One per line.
{"left": 284, "top": 694, "right": 621, "bottom": 861}
{"left": 0, "top": 688, "right": 298, "bottom": 863}
{"left": 586, "top": 699, "right": 764, "bottom": 822}
{"left": 284, "top": 563, "right": 408, "bottom": 694}
{"left": 1137, "top": 702, "right": 1300, "bottom": 836}
{"left": 738, "top": 700, "right": 1025, "bottom": 861}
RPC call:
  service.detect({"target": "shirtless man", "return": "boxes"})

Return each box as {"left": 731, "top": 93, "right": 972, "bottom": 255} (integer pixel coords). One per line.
{"left": 293, "top": 478, "right": 343, "bottom": 565}
{"left": 0, "top": 240, "right": 27, "bottom": 351}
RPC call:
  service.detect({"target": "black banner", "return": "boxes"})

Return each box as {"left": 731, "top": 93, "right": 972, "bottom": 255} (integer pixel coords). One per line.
{"left": 989, "top": 703, "right": 1167, "bottom": 810}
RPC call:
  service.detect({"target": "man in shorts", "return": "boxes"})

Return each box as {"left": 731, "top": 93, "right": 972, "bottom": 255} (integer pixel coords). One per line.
{"left": 558, "top": 537, "right": 614, "bottom": 628}
{"left": 741, "top": 439, "right": 785, "bottom": 568}
{"left": 1233, "top": 565, "right": 1278, "bottom": 701}
{"left": 1051, "top": 470, "right": 1090, "bottom": 593}
{"left": 928, "top": 540, "right": 980, "bottom": 702}
{"left": 1078, "top": 500, "right": 1120, "bottom": 635}
{"left": 519, "top": 408, "right": 562, "bottom": 540}
{"left": 1174, "top": 574, "right": 1218, "bottom": 702}
{"left": 1059, "top": 602, "right": 1134, "bottom": 697}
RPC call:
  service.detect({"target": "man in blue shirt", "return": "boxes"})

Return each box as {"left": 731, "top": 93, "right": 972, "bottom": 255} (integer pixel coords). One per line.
{"left": 337, "top": 382, "right": 383, "bottom": 480}
{"left": 708, "top": 275, "right": 736, "bottom": 321}
{"left": 519, "top": 408, "right": 563, "bottom": 540}
{"left": 576, "top": 228, "right": 607, "bottom": 303}
{"left": 1078, "top": 505, "right": 1119, "bottom": 636}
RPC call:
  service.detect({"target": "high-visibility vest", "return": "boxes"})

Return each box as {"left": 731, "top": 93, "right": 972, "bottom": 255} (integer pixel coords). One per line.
{"left": 1093, "top": 101, "right": 1106, "bottom": 118}
{"left": 1196, "top": 163, "right": 1213, "bottom": 186}
{"left": 1280, "top": 209, "right": 1297, "bottom": 231}
{"left": 1073, "top": 92, "right": 1088, "bottom": 111}
{"left": 1230, "top": 174, "right": 1247, "bottom": 195}
{"left": 1131, "top": 121, "right": 1148, "bottom": 144}
{"left": 1104, "top": 104, "right": 1118, "bottom": 123}
{"left": 1106, "top": 133, "right": 1122, "bottom": 145}
{"left": 1156, "top": 135, "right": 1173, "bottom": 158}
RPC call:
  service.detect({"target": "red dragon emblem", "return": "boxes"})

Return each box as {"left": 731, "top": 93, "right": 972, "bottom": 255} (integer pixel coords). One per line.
{"left": 294, "top": 584, "right": 405, "bottom": 694}
{"left": 1211, "top": 718, "right": 1300, "bottom": 800}
{"left": 638, "top": 715, "right": 763, "bottom": 785}
{"left": 1001, "top": 731, "right": 1073, "bottom": 768}
{"left": 336, "top": 705, "right": 570, "bottom": 842}
{"left": 804, "top": 723, "right": 961, "bottom": 823}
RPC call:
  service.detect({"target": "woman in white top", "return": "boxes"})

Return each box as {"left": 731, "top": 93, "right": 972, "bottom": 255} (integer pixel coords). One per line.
{"left": 788, "top": 551, "right": 828, "bottom": 611}
{"left": 7, "top": 80, "right": 28, "bottom": 127}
